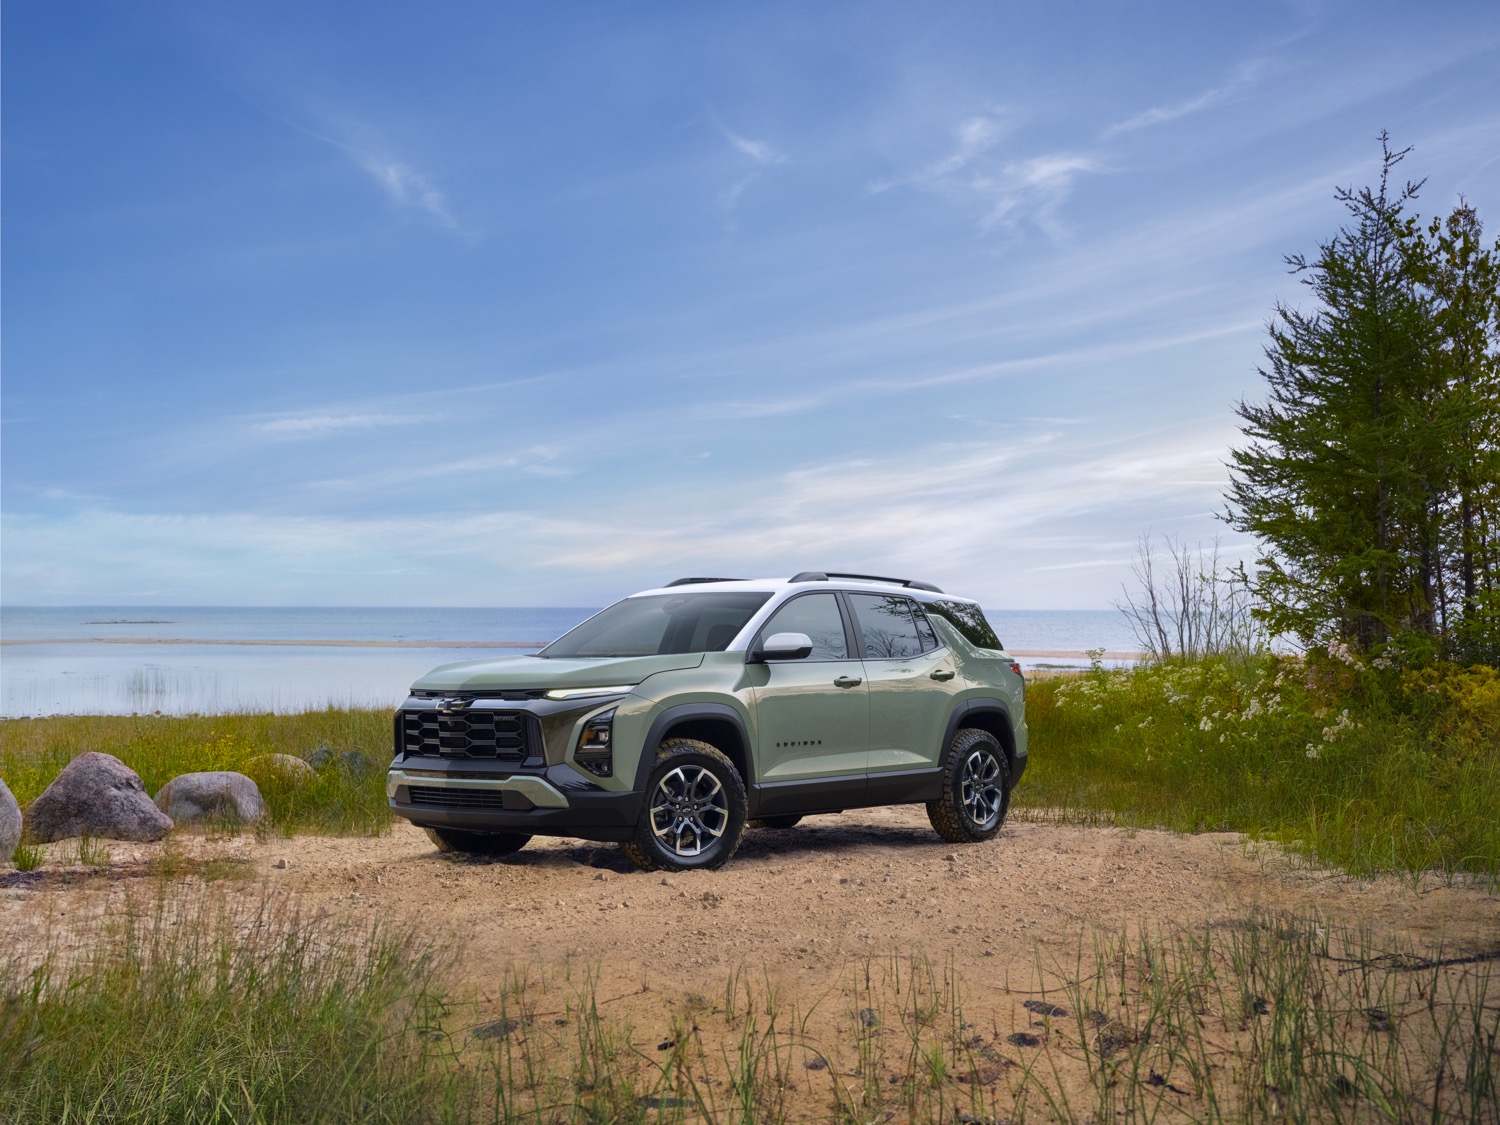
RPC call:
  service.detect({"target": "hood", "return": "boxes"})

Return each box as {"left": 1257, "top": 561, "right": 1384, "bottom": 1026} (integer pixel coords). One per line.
{"left": 410, "top": 652, "right": 706, "bottom": 693}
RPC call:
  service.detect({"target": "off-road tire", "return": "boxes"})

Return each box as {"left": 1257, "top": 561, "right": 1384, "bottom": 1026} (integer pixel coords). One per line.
{"left": 926, "top": 728, "right": 1009, "bottom": 844}
{"left": 424, "top": 826, "right": 532, "bottom": 857}
{"left": 621, "top": 738, "right": 748, "bottom": 872}
{"left": 748, "top": 815, "right": 803, "bottom": 830}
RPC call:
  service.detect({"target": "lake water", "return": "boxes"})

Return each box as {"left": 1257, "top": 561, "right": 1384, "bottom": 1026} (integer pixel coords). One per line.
{"left": 0, "top": 606, "right": 1138, "bottom": 717}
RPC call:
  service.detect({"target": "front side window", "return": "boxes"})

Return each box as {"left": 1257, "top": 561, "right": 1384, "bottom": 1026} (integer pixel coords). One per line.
{"left": 757, "top": 593, "right": 848, "bottom": 660}
{"left": 540, "top": 592, "right": 771, "bottom": 658}
{"left": 848, "top": 593, "right": 926, "bottom": 659}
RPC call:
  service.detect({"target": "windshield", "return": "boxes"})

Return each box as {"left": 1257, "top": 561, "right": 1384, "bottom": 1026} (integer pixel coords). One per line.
{"left": 539, "top": 592, "right": 772, "bottom": 658}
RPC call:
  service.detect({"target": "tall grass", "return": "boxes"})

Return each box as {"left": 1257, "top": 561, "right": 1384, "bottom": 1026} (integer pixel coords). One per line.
{"left": 2, "top": 889, "right": 1492, "bottom": 1122}
{"left": 0, "top": 709, "right": 393, "bottom": 835}
{"left": 0, "top": 893, "right": 467, "bottom": 1123}
{"left": 1018, "top": 653, "right": 1500, "bottom": 884}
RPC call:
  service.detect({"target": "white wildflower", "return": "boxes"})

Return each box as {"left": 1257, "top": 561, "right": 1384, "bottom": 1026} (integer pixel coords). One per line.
{"left": 1199, "top": 717, "right": 1213, "bottom": 732}
{"left": 1305, "top": 744, "right": 1319, "bottom": 759}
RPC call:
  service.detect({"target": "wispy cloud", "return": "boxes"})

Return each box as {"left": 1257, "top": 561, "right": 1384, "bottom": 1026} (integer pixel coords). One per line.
{"left": 250, "top": 412, "right": 430, "bottom": 437}
{"left": 344, "top": 149, "right": 456, "bottom": 227}
{"left": 1103, "top": 60, "right": 1270, "bottom": 138}
{"left": 869, "top": 111, "right": 1100, "bottom": 235}
{"left": 723, "top": 127, "right": 788, "bottom": 166}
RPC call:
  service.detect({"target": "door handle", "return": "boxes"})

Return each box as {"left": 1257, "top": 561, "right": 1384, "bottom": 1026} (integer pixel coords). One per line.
{"left": 929, "top": 669, "right": 956, "bottom": 681}
{"left": 834, "top": 675, "right": 863, "bottom": 688}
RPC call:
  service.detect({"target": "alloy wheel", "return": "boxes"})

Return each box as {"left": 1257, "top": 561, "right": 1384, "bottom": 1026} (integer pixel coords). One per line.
{"left": 960, "top": 749, "right": 1003, "bottom": 830}
{"left": 649, "top": 764, "right": 730, "bottom": 857}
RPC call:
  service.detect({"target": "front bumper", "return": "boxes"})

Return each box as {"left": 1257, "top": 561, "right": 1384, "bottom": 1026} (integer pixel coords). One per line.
{"left": 387, "top": 762, "right": 644, "bottom": 843}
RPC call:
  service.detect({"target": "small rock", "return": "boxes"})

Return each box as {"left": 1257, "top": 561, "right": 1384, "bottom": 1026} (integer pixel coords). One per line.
{"left": 656, "top": 1039, "right": 676, "bottom": 1051}
{"left": 700, "top": 890, "right": 723, "bottom": 907}
{"left": 1365, "top": 1007, "right": 1393, "bottom": 1031}
{"left": 472, "top": 1018, "right": 522, "bottom": 1040}
{"left": 804, "top": 1057, "right": 827, "bottom": 1071}
{"left": 24, "top": 752, "right": 173, "bottom": 842}
{"left": 945, "top": 853, "right": 958, "bottom": 862}
{"left": 1022, "top": 1000, "right": 1068, "bottom": 1018}
{"left": 1005, "top": 1032, "right": 1040, "bottom": 1047}
{"left": 273, "top": 858, "right": 288, "bottom": 870}
{"left": 857, "top": 1007, "right": 878, "bottom": 1028}
{"left": 246, "top": 754, "right": 316, "bottom": 784}
{"left": 338, "top": 750, "right": 372, "bottom": 777}
{"left": 1095, "top": 1020, "right": 1135, "bottom": 1056}
{"left": 308, "top": 744, "right": 335, "bottom": 770}
{"left": 660, "top": 876, "right": 675, "bottom": 887}
{"left": 154, "top": 772, "right": 267, "bottom": 825}
{"left": 595, "top": 872, "right": 608, "bottom": 881}
{"left": 0, "top": 779, "right": 21, "bottom": 864}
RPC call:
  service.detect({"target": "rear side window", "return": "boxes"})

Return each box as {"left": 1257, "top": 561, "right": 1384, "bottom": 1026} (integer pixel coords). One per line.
{"left": 926, "top": 600, "right": 1004, "bottom": 650}
{"left": 848, "top": 593, "right": 926, "bottom": 659}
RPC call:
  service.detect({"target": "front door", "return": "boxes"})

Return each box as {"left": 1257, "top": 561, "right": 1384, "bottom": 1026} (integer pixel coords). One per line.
{"left": 749, "top": 592, "right": 869, "bottom": 793}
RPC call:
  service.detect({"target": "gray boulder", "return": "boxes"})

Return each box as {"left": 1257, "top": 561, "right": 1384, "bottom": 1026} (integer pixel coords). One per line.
{"left": 309, "top": 745, "right": 372, "bottom": 777}
{"left": 0, "top": 779, "right": 21, "bottom": 863}
{"left": 246, "top": 753, "right": 316, "bottom": 783}
{"left": 24, "top": 752, "right": 173, "bottom": 842}
{"left": 154, "top": 771, "right": 267, "bottom": 825}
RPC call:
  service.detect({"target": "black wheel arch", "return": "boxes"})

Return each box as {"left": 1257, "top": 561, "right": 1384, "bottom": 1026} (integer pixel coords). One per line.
{"left": 633, "top": 702, "right": 753, "bottom": 793}
{"left": 942, "top": 698, "right": 1017, "bottom": 772}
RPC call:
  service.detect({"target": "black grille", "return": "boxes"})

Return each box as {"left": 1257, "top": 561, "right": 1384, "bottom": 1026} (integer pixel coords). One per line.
{"left": 400, "top": 710, "right": 536, "bottom": 761}
{"left": 407, "top": 786, "right": 508, "bottom": 809}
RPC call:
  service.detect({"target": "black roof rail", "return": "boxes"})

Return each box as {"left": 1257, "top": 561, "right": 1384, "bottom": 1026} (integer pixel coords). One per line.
{"left": 664, "top": 576, "right": 743, "bottom": 587}
{"left": 789, "top": 571, "right": 943, "bottom": 594}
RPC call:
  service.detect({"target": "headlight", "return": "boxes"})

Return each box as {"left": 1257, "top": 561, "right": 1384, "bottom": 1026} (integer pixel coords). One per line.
{"left": 574, "top": 708, "right": 616, "bottom": 777}
{"left": 545, "top": 685, "right": 635, "bottom": 700}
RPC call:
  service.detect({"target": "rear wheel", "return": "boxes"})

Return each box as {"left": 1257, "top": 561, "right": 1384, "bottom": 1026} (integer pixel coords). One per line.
{"left": 748, "top": 815, "right": 803, "bottom": 830}
{"left": 424, "top": 826, "right": 532, "bottom": 857}
{"left": 926, "top": 728, "right": 1009, "bottom": 844}
{"left": 621, "top": 739, "right": 747, "bottom": 871}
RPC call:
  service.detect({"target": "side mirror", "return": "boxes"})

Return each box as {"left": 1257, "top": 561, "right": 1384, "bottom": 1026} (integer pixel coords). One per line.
{"left": 750, "top": 631, "right": 814, "bottom": 662}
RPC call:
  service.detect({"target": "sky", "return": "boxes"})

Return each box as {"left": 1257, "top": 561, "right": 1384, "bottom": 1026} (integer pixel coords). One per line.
{"left": 3, "top": 1, "right": 1499, "bottom": 610}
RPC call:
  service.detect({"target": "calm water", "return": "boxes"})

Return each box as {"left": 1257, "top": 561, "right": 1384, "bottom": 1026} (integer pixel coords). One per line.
{"left": 0, "top": 606, "right": 1136, "bottom": 717}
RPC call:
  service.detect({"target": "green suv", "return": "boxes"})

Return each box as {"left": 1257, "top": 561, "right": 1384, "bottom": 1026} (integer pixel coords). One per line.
{"left": 387, "top": 573, "right": 1027, "bottom": 871}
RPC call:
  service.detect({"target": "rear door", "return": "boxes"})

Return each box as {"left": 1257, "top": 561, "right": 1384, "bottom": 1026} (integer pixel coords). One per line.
{"left": 846, "top": 593, "right": 958, "bottom": 789}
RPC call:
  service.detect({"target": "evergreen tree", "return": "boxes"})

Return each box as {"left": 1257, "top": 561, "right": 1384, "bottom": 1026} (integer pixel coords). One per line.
{"left": 1226, "top": 136, "right": 1440, "bottom": 649}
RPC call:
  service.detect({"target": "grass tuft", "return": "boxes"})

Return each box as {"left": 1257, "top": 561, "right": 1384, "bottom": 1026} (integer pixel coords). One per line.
{"left": 0, "top": 891, "right": 465, "bottom": 1124}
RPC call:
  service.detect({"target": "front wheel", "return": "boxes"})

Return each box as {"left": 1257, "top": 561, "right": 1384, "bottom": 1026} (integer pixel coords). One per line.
{"left": 926, "top": 728, "right": 1009, "bottom": 844}
{"left": 425, "top": 826, "right": 532, "bottom": 857}
{"left": 621, "top": 739, "right": 747, "bottom": 872}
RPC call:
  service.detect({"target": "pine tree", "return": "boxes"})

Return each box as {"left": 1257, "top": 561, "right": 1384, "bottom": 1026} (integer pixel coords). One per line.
{"left": 1226, "top": 136, "right": 1442, "bottom": 649}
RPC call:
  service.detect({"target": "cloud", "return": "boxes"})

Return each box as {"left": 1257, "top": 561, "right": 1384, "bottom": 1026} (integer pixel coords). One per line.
{"left": 345, "top": 150, "right": 456, "bottom": 227}
{"left": 869, "top": 111, "right": 1100, "bottom": 235}
{"left": 1102, "top": 60, "right": 1270, "bottom": 138}
{"left": 723, "top": 128, "right": 788, "bottom": 166}
{"left": 251, "top": 412, "right": 430, "bottom": 437}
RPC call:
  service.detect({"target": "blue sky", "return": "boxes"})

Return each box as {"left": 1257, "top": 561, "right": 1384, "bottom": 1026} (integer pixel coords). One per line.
{"left": 3, "top": 1, "right": 1498, "bottom": 609}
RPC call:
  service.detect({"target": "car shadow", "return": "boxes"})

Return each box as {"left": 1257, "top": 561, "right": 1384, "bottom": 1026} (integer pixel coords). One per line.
{"left": 439, "top": 818, "right": 1009, "bottom": 872}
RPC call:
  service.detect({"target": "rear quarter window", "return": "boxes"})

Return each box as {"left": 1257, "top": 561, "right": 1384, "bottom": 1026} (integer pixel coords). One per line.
{"left": 926, "top": 600, "right": 1004, "bottom": 650}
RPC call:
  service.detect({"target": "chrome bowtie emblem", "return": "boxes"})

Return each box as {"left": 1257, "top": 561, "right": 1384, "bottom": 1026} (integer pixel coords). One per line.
{"left": 436, "top": 697, "right": 470, "bottom": 713}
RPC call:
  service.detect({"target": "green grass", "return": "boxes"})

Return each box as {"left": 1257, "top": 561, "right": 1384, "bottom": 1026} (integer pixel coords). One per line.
{"left": 7, "top": 895, "right": 1489, "bottom": 1123}
{"left": 1016, "top": 654, "right": 1500, "bottom": 884}
{"left": 0, "top": 893, "right": 469, "bottom": 1124}
{"left": 0, "top": 709, "right": 394, "bottom": 836}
